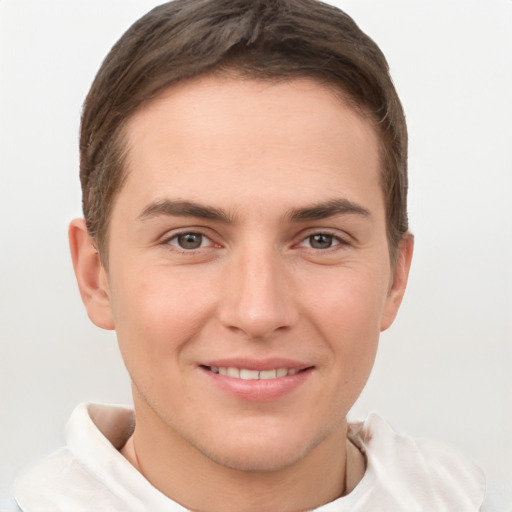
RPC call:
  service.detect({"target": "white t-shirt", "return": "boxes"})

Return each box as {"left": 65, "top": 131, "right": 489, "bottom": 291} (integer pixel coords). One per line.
{"left": 14, "top": 403, "right": 485, "bottom": 511}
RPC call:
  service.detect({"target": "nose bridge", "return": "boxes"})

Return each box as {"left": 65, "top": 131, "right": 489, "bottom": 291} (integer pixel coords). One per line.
{"left": 219, "top": 241, "right": 297, "bottom": 339}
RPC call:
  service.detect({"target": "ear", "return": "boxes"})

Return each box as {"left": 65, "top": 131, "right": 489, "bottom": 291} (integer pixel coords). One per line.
{"left": 380, "top": 233, "right": 414, "bottom": 332}
{"left": 69, "top": 218, "right": 114, "bottom": 330}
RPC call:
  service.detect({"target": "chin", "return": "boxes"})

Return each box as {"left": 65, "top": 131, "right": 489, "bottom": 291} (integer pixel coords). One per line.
{"left": 204, "top": 443, "right": 309, "bottom": 473}
{"left": 195, "top": 423, "right": 332, "bottom": 473}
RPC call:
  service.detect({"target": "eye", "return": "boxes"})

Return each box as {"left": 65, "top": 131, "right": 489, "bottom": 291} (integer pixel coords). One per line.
{"left": 169, "top": 232, "right": 210, "bottom": 250}
{"left": 300, "top": 233, "right": 342, "bottom": 249}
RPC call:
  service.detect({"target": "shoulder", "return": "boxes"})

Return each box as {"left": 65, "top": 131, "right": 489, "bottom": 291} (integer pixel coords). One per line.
{"left": 13, "top": 403, "right": 129, "bottom": 511}
{"left": 346, "top": 413, "right": 486, "bottom": 511}
{"left": 14, "top": 447, "right": 103, "bottom": 511}
{"left": 13, "top": 403, "right": 181, "bottom": 512}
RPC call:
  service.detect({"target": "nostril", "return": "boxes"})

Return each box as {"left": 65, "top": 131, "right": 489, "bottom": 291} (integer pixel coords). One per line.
{"left": 224, "top": 322, "right": 292, "bottom": 341}
{"left": 216, "top": 264, "right": 299, "bottom": 339}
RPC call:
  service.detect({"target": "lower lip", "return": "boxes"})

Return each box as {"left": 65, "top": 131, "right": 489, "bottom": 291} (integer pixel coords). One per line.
{"left": 200, "top": 367, "right": 313, "bottom": 402}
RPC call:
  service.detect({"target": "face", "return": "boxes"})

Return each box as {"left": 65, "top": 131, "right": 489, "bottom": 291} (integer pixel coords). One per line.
{"left": 78, "top": 75, "right": 411, "bottom": 472}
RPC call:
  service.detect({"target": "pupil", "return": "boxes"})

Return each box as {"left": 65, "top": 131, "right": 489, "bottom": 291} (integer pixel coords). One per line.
{"left": 178, "top": 233, "right": 202, "bottom": 249}
{"left": 310, "top": 234, "right": 332, "bottom": 249}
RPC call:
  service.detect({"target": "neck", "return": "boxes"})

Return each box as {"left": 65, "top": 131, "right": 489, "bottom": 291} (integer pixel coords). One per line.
{"left": 121, "top": 395, "right": 365, "bottom": 511}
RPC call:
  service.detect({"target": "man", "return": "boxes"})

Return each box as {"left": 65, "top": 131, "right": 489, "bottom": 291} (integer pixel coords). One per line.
{"left": 14, "top": 0, "right": 485, "bottom": 510}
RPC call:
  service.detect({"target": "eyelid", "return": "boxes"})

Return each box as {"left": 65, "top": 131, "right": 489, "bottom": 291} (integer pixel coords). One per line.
{"left": 159, "top": 227, "right": 220, "bottom": 250}
{"left": 294, "top": 228, "right": 352, "bottom": 248}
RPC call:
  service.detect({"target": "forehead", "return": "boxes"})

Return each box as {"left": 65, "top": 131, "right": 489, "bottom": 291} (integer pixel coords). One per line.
{"left": 119, "top": 75, "right": 383, "bottom": 217}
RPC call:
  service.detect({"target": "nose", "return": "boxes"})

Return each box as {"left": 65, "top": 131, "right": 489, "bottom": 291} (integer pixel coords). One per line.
{"left": 217, "top": 248, "right": 299, "bottom": 340}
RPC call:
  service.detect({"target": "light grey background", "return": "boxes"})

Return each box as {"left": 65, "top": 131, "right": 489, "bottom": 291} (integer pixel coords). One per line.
{"left": 1, "top": 1, "right": 511, "bottom": 510}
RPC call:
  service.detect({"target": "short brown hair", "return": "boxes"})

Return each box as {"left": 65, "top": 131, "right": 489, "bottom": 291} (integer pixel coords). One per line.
{"left": 80, "top": 0, "right": 408, "bottom": 261}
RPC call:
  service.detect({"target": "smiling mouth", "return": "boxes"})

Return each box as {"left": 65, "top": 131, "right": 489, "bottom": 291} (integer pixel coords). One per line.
{"left": 202, "top": 366, "right": 311, "bottom": 380}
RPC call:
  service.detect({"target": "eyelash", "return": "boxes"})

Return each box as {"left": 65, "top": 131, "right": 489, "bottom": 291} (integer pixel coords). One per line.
{"left": 297, "top": 232, "right": 350, "bottom": 250}
{"left": 162, "top": 230, "right": 216, "bottom": 252}
{"left": 161, "top": 229, "right": 350, "bottom": 254}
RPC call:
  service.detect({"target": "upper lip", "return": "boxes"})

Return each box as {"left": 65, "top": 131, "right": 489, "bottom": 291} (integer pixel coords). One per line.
{"left": 200, "top": 358, "right": 313, "bottom": 371}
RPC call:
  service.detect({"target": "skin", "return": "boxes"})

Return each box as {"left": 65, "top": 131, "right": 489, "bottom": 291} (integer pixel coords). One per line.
{"left": 70, "top": 75, "right": 413, "bottom": 511}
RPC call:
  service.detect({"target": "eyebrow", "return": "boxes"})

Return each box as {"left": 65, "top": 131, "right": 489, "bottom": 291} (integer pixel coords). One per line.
{"left": 287, "top": 198, "right": 371, "bottom": 222}
{"left": 138, "top": 199, "right": 233, "bottom": 223}
{"left": 137, "top": 197, "right": 371, "bottom": 223}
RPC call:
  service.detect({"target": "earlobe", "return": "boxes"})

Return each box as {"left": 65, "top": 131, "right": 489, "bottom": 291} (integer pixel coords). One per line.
{"left": 380, "top": 233, "right": 414, "bottom": 332}
{"left": 68, "top": 218, "right": 115, "bottom": 330}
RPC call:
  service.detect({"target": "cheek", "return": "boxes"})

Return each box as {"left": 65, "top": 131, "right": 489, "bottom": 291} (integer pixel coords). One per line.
{"left": 307, "top": 266, "right": 388, "bottom": 381}
{"left": 308, "top": 264, "right": 388, "bottom": 333}
{"left": 109, "top": 266, "right": 216, "bottom": 370}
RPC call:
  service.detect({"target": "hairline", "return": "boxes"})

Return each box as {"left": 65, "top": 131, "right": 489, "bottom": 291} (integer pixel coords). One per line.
{"left": 95, "top": 70, "right": 400, "bottom": 268}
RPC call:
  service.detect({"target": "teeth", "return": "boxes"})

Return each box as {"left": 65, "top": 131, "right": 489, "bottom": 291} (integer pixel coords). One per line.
{"left": 209, "top": 366, "right": 301, "bottom": 379}
{"left": 240, "top": 369, "right": 259, "bottom": 380}
{"left": 227, "top": 367, "right": 240, "bottom": 378}
{"left": 259, "top": 369, "right": 277, "bottom": 379}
